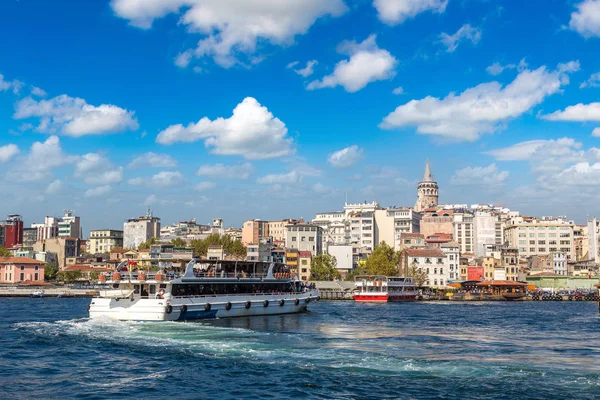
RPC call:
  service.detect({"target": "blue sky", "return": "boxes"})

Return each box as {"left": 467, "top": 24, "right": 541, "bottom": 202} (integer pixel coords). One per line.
{"left": 1, "top": 0, "right": 600, "bottom": 234}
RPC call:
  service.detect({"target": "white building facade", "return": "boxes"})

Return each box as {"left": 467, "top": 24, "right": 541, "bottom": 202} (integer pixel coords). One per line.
{"left": 123, "top": 209, "right": 161, "bottom": 250}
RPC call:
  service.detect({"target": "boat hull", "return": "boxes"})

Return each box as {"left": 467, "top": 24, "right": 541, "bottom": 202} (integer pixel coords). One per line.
{"left": 388, "top": 293, "right": 418, "bottom": 302}
{"left": 353, "top": 294, "right": 389, "bottom": 302}
{"left": 89, "top": 291, "right": 319, "bottom": 321}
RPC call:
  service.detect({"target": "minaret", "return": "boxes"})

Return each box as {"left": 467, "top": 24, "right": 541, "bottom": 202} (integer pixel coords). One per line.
{"left": 414, "top": 159, "right": 439, "bottom": 212}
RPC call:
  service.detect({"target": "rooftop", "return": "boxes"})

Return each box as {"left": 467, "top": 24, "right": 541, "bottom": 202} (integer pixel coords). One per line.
{"left": 0, "top": 257, "right": 45, "bottom": 264}
{"left": 405, "top": 248, "right": 446, "bottom": 258}
{"left": 400, "top": 233, "right": 424, "bottom": 239}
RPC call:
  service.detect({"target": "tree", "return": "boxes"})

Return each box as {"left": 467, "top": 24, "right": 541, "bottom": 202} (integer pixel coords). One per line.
{"left": 170, "top": 237, "right": 186, "bottom": 247}
{"left": 138, "top": 237, "right": 158, "bottom": 250}
{"left": 406, "top": 263, "right": 428, "bottom": 287}
{"left": 190, "top": 234, "right": 246, "bottom": 259}
{"left": 44, "top": 262, "right": 59, "bottom": 281}
{"left": 0, "top": 246, "right": 11, "bottom": 257}
{"left": 89, "top": 271, "right": 100, "bottom": 281}
{"left": 58, "top": 270, "right": 82, "bottom": 283}
{"left": 310, "top": 254, "right": 340, "bottom": 281}
{"left": 362, "top": 241, "right": 400, "bottom": 276}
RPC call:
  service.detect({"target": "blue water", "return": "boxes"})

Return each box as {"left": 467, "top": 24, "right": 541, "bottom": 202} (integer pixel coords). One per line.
{"left": 2, "top": 299, "right": 599, "bottom": 399}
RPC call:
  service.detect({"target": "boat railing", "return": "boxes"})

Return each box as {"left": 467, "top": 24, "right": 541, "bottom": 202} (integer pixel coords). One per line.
{"left": 111, "top": 271, "right": 276, "bottom": 280}
{"left": 170, "top": 290, "right": 312, "bottom": 300}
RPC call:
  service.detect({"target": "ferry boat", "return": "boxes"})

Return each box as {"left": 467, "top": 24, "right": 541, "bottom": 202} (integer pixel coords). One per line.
{"left": 353, "top": 275, "right": 418, "bottom": 302}
{"left": 88, "top": 259, "right": 319, "bottom": 321}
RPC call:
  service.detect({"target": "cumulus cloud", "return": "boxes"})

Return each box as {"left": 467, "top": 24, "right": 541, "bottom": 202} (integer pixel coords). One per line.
{"left": 439, "top": 24, "right": 482, "bottom": 53}
{"left": 256, "top": 171, "right": 301, "bottom": 184}
{"left": 579, "top": 72, "right": 600, "bottom": 88}
{"left": 307, "top": 35, "right": 397, "bottom": 92}
{"left": 84, "top": 185, "right": 111, "bottom": 198}
{"left": 0, "top": 144, "right": 19, "bottom": 163}
{"left": 74, "top": 153, "right": 124, "bottom": 186}
{"left": 593, "top": 128, "right": 600, "bottom": 137}
{"left": 373, "top": 0, "right": 448, "bottom": 25}
{"left": 194, "top": 181, "right": 216, "bottom": 191}
{"left": 111, "top": 0, "right": 347, "bottom": 68}
{"left": 486, "top": 59, "right": 528, "bottom": 76}
{"left": 30, "top": 86, "right": 47, "bottom": 97}
{"left": 156, "top": 97, "right": 294, "bottom": 159}
{"left": 0, "top": 73, "right": 24, "bottom": 94}
{"left": 196, "top": 163, "right": 254, "bottom": 179}
{"left": 127, "top": 152, "right": 177, "bottom": 168}
{"left": 450, "top": 164, "right": 509, "bottom": 185}
{"left": 129, "top": 171, "right": 186, "bottom": 188}
{"left": 46, "top": 180, "right": 63, "bottom": 195}
{"left": 552, "top": 162, "right": 600, "bottom": 185}
{"left": 392, "top": 86, "right": 404, "bottom": 95}
{"left": 380, "top": 62, "right": 576, "bottom": 141}
{"left": 14, "top": 94, "right": 139, "bottom": 137}
{"left": 290, "top": 60, "right": 318, "bottom": 77}
{"left": 542, "top": 102, "right": 600, "bottom": 122}
{"left": 569, "top": 0, "right": 600, "bottom": 38}
{"left": 7, "top": 136, "right": 75, "bottom": 182}
{"left": 327, "top": 145, "right": 363, "bottom": 168}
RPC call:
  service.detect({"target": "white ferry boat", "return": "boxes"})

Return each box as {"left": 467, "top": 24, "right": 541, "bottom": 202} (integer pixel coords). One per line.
{"left": 89, "top": 259, "right": 319, "bottom": 321}
{"left": 353, "top": 275, "right": 418, "bottom": 302}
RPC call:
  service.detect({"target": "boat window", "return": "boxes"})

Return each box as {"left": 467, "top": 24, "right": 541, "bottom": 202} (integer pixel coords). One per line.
{"left": 112, "top": 283, "right": 119, "bottom": 289}
{"left": 134, "top": 285, "right": 140, "bottom": 294}
{"left": 149, "top": 285, "right": 156, "bottom": 295}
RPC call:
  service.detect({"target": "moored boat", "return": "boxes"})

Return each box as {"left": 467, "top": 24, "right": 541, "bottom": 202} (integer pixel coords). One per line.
{"left": 353, "top": 275, "right": 418, "bottom": 302}
{"left": 30, "top": 290, "right": 44, "bottom": 298}
{"left": 88, "top": 259, "right": 319, "bottom": 321}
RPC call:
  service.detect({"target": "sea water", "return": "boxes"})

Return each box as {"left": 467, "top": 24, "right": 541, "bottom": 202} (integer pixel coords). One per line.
{"left": 1, "top": 298, "right": 599, "bottom": 399}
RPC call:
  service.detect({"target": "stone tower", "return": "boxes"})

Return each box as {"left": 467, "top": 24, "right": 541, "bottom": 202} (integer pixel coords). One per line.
{"left": 414, "top": 159, "right": 439, "bottom": 212}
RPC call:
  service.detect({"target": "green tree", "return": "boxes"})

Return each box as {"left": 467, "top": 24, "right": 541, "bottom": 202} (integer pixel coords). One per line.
{"left": 344, "top": 269, "right": 360, "bottom": 282}
{"left": 406, "top": 263, "right": 428, "bottom": 287}
{"left": 58, "top": 270, "right": 82, "bottom": 283}
{"left": 0, "top": 246, "right": 11, "bottom": 257}
{"left": 170, "top": 237, "right": 187, "bottom": 247}
{"left": 44, "top": 262, "right": 59, "bottom": 281}
{"left": 309, "top": 254, "right": 340, "bottom": 281}
{"left": 190, "top": 234, "right": 246, "bottom": 259}
{"left": 362, "top": 241, "right": 400, "bottom": 276}
{"left": 138, "top": 237, "right": 158, "bottom": 250}
{"left": 89, "top": 271, "right": 100, "bottom": 281}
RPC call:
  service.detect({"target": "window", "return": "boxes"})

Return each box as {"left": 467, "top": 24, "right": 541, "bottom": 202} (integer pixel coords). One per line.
{"left": 530, "top": 248, "right": 535, "bottom": 252}
{"left": 425, "top": 258, "right": 431, "bottom": 264}
{"left": 20, "top": 265, "right": 24, "bottom": 271}
{"left": 538, "top": 248, "right": 546, "bottom": 253}
{"left": 301, "top": 237, "right": 306, "bottom": 241}
{"left": 309, "top": 237, "right": 314, "bottom": 241}
{"left": 292, "top": 237, "right": 297, "bottom": 241}
{"left": 434, "top": 268, "right": 437, "bottom": 274}
{"left": 530, "top": 240, "right": 535, "bottom": 245}
{"left": 20, "top": 272, "right": 24, "bottom": 281}
{"left": 538, "top": 240, "right": 545, "bottom": 245}
{"left": 301, "top": 260, "right": 307, "bottom": 265}
{"left": 34, "top": 265, "right": 39, "bottom": 270}
{"left": 34, "top": 273, "right": 38, "bottom": 281}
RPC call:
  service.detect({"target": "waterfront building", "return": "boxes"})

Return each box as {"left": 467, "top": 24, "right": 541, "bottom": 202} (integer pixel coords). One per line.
{"left": 32, "top": 237, "right": 79, "bottom": 270}
{"left": 401, "top": 247, "right": 449, "bottom": 289}
{"left": 420, "top": 209, "right": 454, "bottom": 238}
{"left": 285, "top": 222, "right": 322, "bottom": 257}
{"left": 586, "top": 217, "right": 600, "bottom": 263}
{"left": 425, "top": 233, "right": 453, "bottom": 248}
{"left": 413, "top": 160, "right": 438, "bottom": 212}
{"left": 285, "top": 249, "right": 299, "bottom": 275}
{"left": 553, "top": 253, "right": 568, "bottom": 275}
{"left": 298, "top": 251, "right": 312, "bottom": 281}
{"left": 328, "top": 244, "right": 353, "bottom": 277}
{"left": 484, "top": 244, "right": 520, "bottom": 281}
{"left": 452, "top": 211, "right": 474, "bottom": 254}
{"left": 241, "top": 219, "right": 269, "bottom": 245}
{"left": 480, "top": 256, "right": 501, "bottom": 280}
{"left": 123, "top": 208, "right": 161, "bottom": 250}
{"left": 504, "top": 216, "right": 575, "bottom": 260}
{"left": 22, "top": 227, "right": 37, "bottom": 249}
{"left": 267, "top": 219, "right": 298, "bottom": 243}
{"left": 88, "top": 229, "right": 123, "bottom": 254}
{"left": 0, "top": 257, "right": 45, "bottom": 283}
{"left": 247, "top": 238, "right": 272, "bottom": 262}
{"left": 473, "top": 212, "right": 498, "bottom": 257}
{"left": 374, "top": 207, "right": 421, "bottom": 250}
{"left": 207, "top": 245, "right": 224, "bottom": 260}
{"left": 440, "top": 241, "right": 460, "bottom": 281}
{"left": 62, "top": 264, "right": 112, "bottom": 280}
{"left": 567, "top": 259, "right": 598, "bottom": 277}
{"left": 573, "top": 225, "right": 589, "bottom": 261}
{"left": 58, "top": 210, "right": 82, "bottom": 239}
{"left": 399, "top": 233, "right": 425, "bottom": 250}
{"left": 160, "top": 218, "right": 224, "bottom": 243}
{"left": 224, "top": 228, "right": 242, "bottom": 241}
{"left": 467, "top": 265, "right": 484, "bottom": 281}
{"left": 0, "top": 214, "right": 23, "bottom": 249}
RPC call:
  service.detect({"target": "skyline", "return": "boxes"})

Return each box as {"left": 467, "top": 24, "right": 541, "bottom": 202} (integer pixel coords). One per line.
{"left": 2, "top": 0, "right": 600, "bottom": 231}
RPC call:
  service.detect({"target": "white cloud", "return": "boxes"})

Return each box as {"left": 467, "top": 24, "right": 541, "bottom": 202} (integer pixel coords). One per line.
{"left": 14, "top": 94, "right": 139, "bottom": 137}
{"left": 312, "top": 183, "right": 335, "bottom": 195}
{"left": 542, "top": 102, "right": 600, "bottom": 122}
{"left": 31, "top": 86, "right": 47, "bottom": 97}
{"left": 156, "top": 97, "right": 294, "bottom": 159}
{"left": 593, "top": 128, "right": 600, "bottom": 137}
{"left": 569, "top": 0, "right": 600, "bottom": 38}
{"left": 554, "top": 162, "right": 600, "bottom": 185}
{"left": 451, "top": 164, "right": 509, "bottom": 185}
{"left": 327, "top": 145, "right": 363, "bottom": 168}
{"left": 0, "top": 74, "right": 23, "bottom": 94}
{"left": 84, "top": 185, "right": 111, "bottom": 198}
{"left": 286, "top": 61, "right": 299, "bottom": 69}
{"left": 111, "top": 0, "right": 347, "bottom": 68}
{"left": 74, "top": 153, "right": 124, "bottom": 185}
{"left": 486, "top": 58, "right": 528, "bottom": 76}
{"left": 7, "top": 136, "right": 75, "bottom": 182}
{"left": 307, "top": 35, "right": 397, "bottom": 93}
{"left": 194, "top": 181, "right": 216, "bottom": 191}
{"left": 127, "top": 152, "right": 177, "bottom": 168}
{"left": 0, "top": 144, "right": 19, "bottom": 163}
{"left": 129, "top": 171, "right": 186, "bottom": 188}
{"left": 256, "top": 170, "right": 301, "bottom": 184}
{"left": 45, "top": 180, "right": 63, "bottom": 195}
{"left": 380, "top": 63, "right": 575, "bottom": 141}
{"left": 439, "top": 24, "right": 482, "bottom": 53}
{"left": 196, "top": 163, "right": 254, "bottom": 179}
{"left": 485, "top": 139, "right": 560, "bottom": 161}
{"left": 291, "top": 60, "right": 318, "bottom": 77}
{"left": 392, "top": 86, "right": 404, "bottom": 95}
{"left": 143, "top": 194, "right": 157, "bottom": 206}
{"left": 579, "top": 72, "right": 600, "bottom": 88}
{"left": 373, "top": 0, "right": 448, "bottom": 25}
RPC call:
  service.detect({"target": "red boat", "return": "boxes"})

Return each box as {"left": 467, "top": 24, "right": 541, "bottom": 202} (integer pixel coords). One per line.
{"left": 353, "top": 275, "right": 418, "bottom": 302}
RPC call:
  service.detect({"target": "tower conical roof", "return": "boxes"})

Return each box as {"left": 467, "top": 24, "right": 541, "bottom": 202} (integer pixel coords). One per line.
{"left": 422, "top": 159, "right": 434, "bottom": 182}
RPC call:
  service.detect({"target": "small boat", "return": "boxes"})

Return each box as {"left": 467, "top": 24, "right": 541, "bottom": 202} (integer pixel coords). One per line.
{"left": 353, "top": 275, "right": 418, "bottom": 302}
{"left": 30, "top": 290, "right": 44, "bottom": 298}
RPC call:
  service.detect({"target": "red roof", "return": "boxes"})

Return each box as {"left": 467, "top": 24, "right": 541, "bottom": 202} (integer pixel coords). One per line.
{"left": 110, "top": 249, "right": 128, "bottom": 254}
{"left": 298, "top": 251, "right": 312, "bottom": 258}
{"left": 404, "top": 248, "right": 446, "bottom": 258}
{"left": 476, "top": 280, "right": 527, "bottom": 287}
{"left": 0, "top": 257, "right": 45, "bottom": 264}
{"left": 64, "top": 264, "right": 111, "bottom": 272}
{"left": 400, "top": 233, "right": 424, "bottom": 239}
